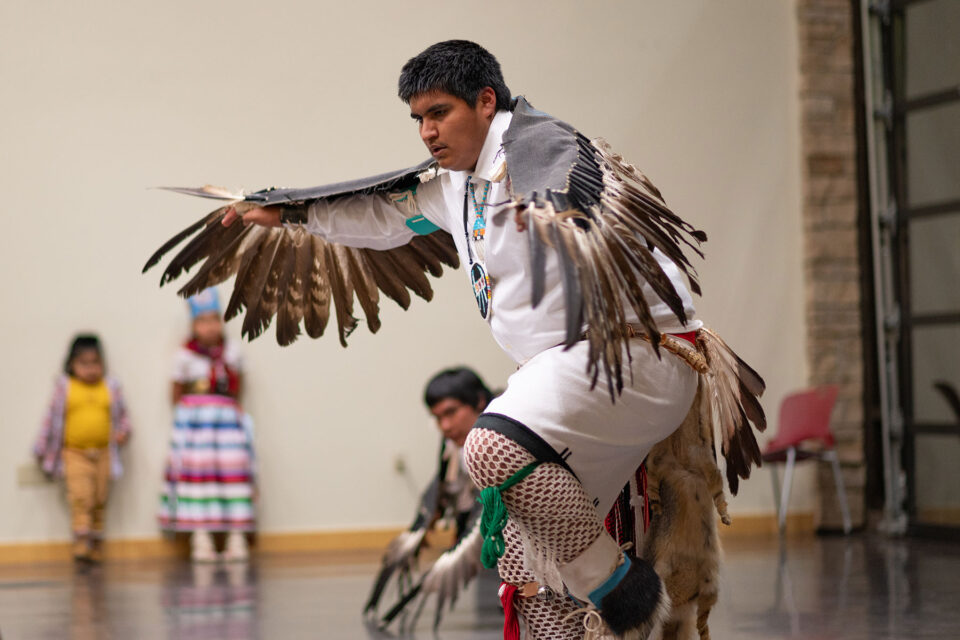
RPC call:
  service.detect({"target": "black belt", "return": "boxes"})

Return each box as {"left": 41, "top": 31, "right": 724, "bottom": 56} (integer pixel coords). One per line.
{"left": 473, "top": 412, "right": 578, "bottom": 480}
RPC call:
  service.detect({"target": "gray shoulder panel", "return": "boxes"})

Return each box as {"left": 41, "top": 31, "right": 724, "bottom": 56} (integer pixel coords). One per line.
{"left": 501, "top": 97, "right": 580, "bottom": 197}
{"left": 245, "top": 158, "right": 436, "bottom": 205}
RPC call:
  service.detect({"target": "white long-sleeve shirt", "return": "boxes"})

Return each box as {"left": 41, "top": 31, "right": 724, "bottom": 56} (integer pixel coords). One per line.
{"left": 299, "top": 110, "right": 700, "bottom": 364}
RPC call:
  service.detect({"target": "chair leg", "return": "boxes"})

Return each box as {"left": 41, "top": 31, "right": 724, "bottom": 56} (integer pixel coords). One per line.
{"left": 826, "top": 450, "right": 853, "bottom": 534}
{"left": 770, "top": 464, "right": 781, "bottom": 515}
{"left": 779, "top": 447, "right": 797, "bottom": 535}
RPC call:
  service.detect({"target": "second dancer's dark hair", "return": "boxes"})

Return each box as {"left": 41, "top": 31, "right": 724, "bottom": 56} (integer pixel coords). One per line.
{"left": 424, "top": 366, "right": 493, "bottom": 410}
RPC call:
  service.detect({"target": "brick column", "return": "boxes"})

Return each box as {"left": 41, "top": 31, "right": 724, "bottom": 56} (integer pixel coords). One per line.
{"left": 798, "top": 0, "right": 865, "bottom": 530}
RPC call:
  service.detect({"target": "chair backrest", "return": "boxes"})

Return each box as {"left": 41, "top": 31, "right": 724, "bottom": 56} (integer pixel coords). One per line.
{"left": 768, "top": 385, "right": 839, "bottom": 450}
{"left": 933, "top": 380, "right": 960, "bottom": 424}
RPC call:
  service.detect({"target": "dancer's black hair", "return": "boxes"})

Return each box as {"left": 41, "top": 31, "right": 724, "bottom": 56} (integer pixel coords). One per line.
{"left": 399, "top": 40, "right": 512, "bottom": 110}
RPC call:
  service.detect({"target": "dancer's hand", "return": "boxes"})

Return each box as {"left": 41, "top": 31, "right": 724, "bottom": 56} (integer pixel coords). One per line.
{"left": 222, "top": 205, "right": 282, "bottom": 228}
{"left": 515, "top": 208, "right": 527, "bottom": 232}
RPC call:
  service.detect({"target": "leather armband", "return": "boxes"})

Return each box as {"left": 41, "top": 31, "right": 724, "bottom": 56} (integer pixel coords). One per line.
{"left": 279, "top": 205, "right": 308, "bottom": 225}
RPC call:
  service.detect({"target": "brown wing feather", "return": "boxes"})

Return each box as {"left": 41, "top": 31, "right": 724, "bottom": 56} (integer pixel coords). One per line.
{"left": 409, "top": 233, "right": 459, "bottom": 274}
{"left": 274, "top": 232, "right": 304, "bottom": 346}
{"left": 144, "top": 193, "right": 459, "bottom": 346}
{"left": 383, "top": 245, "right": 435, "bottom": 301}
{"left": 697, "top": 328, "right": 766, "bottom": 495}
{"left": 143, "top": 208, "right": 225, "bottom": 274}
{"left": 327, "top": 243, "right": 359, "bottom": 347}
{"left": 157, "top": 208, "right": 236, "bottom": 285}
{"left": 303, "top": 235, "right": 331, "bottom": 339}
{"left": 240, "top": 230, "right": 284, "bottom": 340}
{"left": 508, "top": 137, "right": 707, "bottom": 397}
{"left": 224, "top": 229, "right": 271, "bottom": 322}
{"left": 361, "top": 248, "right": 414, "bottom": 309}
{"left": 177, "top": 223, "right": 254, "bottom": 299}
{"left": 345, "top": 249, "right": 382, "bottom": 333}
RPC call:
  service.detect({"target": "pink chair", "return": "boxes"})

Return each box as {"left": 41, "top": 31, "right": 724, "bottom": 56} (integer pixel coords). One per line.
{"left": 762, "top": 386, "right": 852, "bottom": 534}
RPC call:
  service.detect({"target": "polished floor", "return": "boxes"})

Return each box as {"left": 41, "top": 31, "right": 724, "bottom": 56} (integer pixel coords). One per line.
{"left": 1, "top": 534, "right": 958, "bottom": 639}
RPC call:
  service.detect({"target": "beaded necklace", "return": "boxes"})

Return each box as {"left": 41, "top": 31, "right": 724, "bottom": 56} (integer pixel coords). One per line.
{"left": 463, "top": 176, "right": 492, "bottom": 319}
{"left": 469, "top": 178, "right": 491, "bottom": 244}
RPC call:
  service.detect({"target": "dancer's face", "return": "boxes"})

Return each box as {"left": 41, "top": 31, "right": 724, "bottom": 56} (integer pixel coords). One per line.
{"left": 429, "top": 397, "right": 485, "bottom": 448}
{"left": 409, "top": 88, "right": 496, "bottom": 171}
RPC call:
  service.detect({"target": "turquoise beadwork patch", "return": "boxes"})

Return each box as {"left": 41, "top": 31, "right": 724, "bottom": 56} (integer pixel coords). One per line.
{"left": 405, "top": 215, "right": 440, "bottom": 235}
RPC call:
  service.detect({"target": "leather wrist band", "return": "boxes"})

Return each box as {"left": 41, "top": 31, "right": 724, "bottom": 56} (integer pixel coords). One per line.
{"left": 279, "top": 205, "right": 307, "bottom": 225}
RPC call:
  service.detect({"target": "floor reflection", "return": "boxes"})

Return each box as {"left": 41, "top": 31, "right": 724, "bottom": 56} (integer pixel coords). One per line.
{"left": 0, "top": 534, "right": 957, "bottom": 639}
{"left": 70, "top": 564, "right": 107, "bottom": 640}
{"left": 162, "top": 562, "right": 257, "bottom": 639}
{"left": 715, "top": 533, "right": 960, "bottom": 639}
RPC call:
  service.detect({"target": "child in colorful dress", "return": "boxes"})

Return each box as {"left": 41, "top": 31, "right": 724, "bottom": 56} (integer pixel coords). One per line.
{"left": 158, "top": 288, "right": 256, "bottom": 562}
{"left": 34, "top": 334, "right": 132, "bottom": 563}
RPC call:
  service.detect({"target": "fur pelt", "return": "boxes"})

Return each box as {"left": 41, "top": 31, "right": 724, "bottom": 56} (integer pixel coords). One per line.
{"left": 643, "top": 381, "right": 730, "bottom": 640}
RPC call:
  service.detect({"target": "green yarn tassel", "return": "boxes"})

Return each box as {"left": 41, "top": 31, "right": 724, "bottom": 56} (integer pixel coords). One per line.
{"left": 478, "top": 487, "right": 507, "bottom": 569}
{"left": 478, "top": 461, "right": 541, "bottom": 569}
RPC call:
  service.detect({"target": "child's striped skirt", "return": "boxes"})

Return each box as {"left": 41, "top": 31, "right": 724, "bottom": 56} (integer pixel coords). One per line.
{"left": 159, "top": 394, "right": 255, "bottom": 531}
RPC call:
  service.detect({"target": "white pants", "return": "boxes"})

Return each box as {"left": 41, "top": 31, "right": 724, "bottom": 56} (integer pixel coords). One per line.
{"left": 485, "top": 338, "right": 698, "bottom": 515}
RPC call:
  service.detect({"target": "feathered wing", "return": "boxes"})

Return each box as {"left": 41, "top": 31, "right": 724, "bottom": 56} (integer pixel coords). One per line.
{"left": 378, "top": 519, "right": 484, "bottom": 632}
{"left": 498, "top": 100, "right": 765, "bottom": 483}
{"left": 364, "top": 468, "right": 450, "bottom": 617}
{"left": 644, "top": 330, "right": 767, "bottom": 494}
{"left": 416, "top": 521, "right": 484, "bottom": 630}
{"left": 143, "top": 165, "right": 459, "bottom": 347}
{"left": 501, "top": 98, "right": 708, "bottom": 400}
{"left": 697, "top": 327, "right": 767, "bottom": 494}
{"left": 363, "top": 527, "right": 428, "bottom": 618}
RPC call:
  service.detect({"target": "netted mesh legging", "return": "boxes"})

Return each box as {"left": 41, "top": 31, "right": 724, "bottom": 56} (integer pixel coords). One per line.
{"left": 465, "top": 427, "right": 609, "bottom": 637}
{"left": 500, "top": 521, "right": 585, "bottom": 638}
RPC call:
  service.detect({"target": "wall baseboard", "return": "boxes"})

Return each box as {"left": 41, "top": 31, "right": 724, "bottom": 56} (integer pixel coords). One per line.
{"left": 915, "top": 508, "right": 960, "bottom": 527}
{"left": 0, "top": 528, "right": 405, "bottom": 566}
{"left": 0, "top": 513, "right": 814, "bottom": 566}
{"left": 719, "top": 512, "right": 815, "bottom": 537}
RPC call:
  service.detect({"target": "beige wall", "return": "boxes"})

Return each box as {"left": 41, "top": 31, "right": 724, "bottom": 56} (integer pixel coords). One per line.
{"left": 0, "top": 0, "right": 809, "bottom": 543}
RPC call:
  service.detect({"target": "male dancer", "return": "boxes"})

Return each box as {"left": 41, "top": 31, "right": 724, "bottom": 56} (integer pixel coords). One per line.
{"left": 365, "top": 367, "right": 492, "bottom": 623}
{"left": 149, "top": 40, "right": 764, "bottom": 639}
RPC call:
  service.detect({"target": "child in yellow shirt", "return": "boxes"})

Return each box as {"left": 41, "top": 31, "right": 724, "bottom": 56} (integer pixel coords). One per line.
{"left": 35, "top": 335, "right": 132, "bottom": 563}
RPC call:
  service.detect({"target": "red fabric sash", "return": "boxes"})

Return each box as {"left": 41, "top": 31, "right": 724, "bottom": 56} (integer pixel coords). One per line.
{"left": 185, "top": 339, "right": 239, "bottom": 397}
{"left": 670, "top": 330, "right": 697, "bottom": 346}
